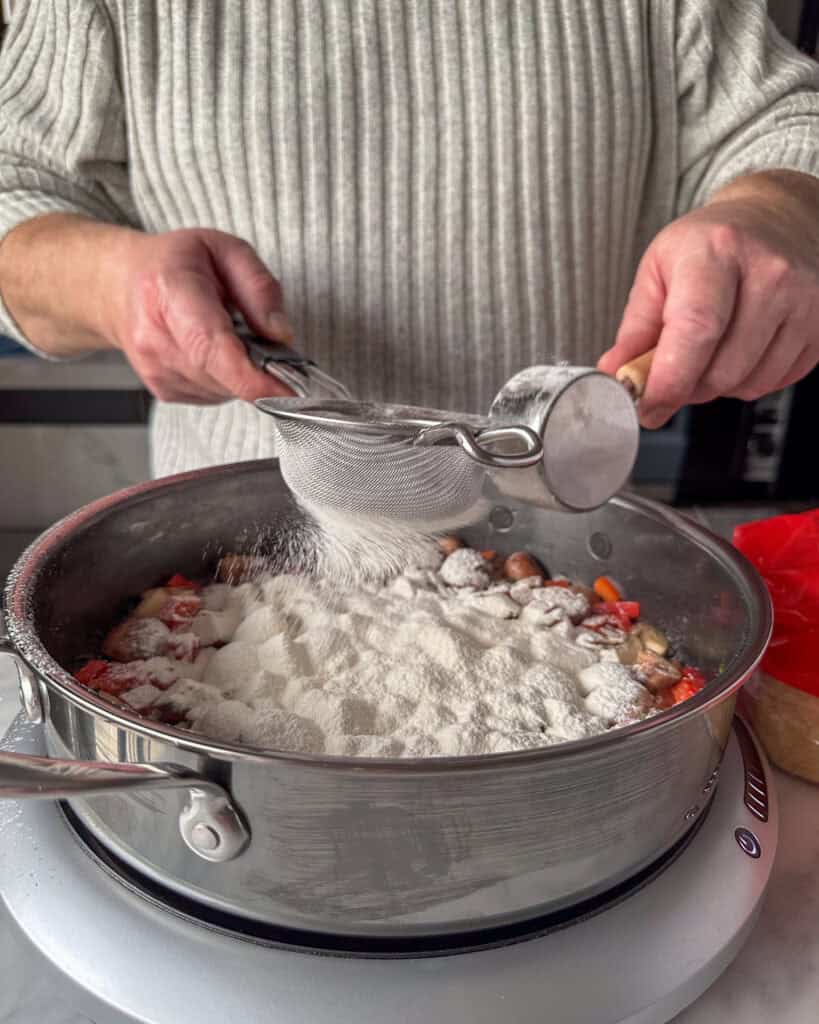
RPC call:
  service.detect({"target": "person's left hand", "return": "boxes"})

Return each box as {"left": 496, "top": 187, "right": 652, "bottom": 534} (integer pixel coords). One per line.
{"left": 598, "top": 175, "right": 819, "bottom": 428}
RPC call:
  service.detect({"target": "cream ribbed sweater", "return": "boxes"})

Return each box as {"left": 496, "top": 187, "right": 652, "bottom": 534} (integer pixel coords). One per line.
{"left": 1, "top": 1, "right": 819, "bottom": 478}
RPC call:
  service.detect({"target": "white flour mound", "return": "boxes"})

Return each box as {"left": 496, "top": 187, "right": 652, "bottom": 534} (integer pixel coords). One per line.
{"left": 164, "top": 551, "right": 656, "bottom": 757}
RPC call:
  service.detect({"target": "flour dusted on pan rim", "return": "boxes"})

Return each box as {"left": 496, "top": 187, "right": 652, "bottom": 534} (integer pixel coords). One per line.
{"left": 149, "top": 550, "right": 658, "bottom": 757}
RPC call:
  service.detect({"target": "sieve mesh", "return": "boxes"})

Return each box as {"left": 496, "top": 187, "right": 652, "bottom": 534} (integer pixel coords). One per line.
{"left": 272, "top": 417, "right": 487, "bottom": 524}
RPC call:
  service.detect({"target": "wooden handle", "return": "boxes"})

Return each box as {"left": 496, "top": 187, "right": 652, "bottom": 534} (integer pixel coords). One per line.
{"left": 615, "top": 348, "right": 656, "bottom": 399}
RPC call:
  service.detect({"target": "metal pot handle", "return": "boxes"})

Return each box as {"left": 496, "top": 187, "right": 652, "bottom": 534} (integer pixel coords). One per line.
{"left": 0, "top": 641, "right": 249, "bottom": 863}
{"left": 0, "top": 749, "right": 250, "bottom": 863}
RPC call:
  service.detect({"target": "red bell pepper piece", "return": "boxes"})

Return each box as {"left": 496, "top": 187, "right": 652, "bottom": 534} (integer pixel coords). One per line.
{"left": 594, "top": 601, "right": 641, "bottom": 632}
{"left": 74, "top": 659, "right": 110, "bottom": 686}
{"left": 165, "top": 573, "right": 200, "bottom": 592}
{"left": 669, "top": 667, "right": 707, "bottom": 706}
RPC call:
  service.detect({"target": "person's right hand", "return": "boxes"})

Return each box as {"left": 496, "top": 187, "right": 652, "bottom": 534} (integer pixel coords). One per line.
{"left": 109, "top": 228, "right": 295, "bottom": 403}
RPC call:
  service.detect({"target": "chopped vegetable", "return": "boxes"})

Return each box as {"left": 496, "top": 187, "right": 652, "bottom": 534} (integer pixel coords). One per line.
{"left": 596, "top": 601, "right": 640, "bottom": 631}
{"left": 92, "top": 664, "right": 142, "bottom": 696}
{"left": 159, "top": 594, "right": 202, "bottom": 629}
{"left": 633, "top": 622, "right": 668, "bottom": 656}
{"left": 593, "top": 576, "right": 622, "bottom": 603}
{"left": 635, "top": 649, "right": 682, "bottom": 692}
{"left": 74, "top": 660, "right": 110, "bottom": 686}
{"left": 166, "top": 574, "right": 200, "bottom": 591}
{"left": 669, "top": 667, "right": 707, "bottom": 705}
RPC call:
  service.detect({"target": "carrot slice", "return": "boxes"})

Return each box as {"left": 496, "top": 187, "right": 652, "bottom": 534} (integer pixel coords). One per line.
{"left": 593, "top": 576, "right": 622, "bottom": 603}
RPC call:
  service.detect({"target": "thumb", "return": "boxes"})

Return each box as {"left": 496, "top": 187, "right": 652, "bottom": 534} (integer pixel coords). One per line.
{"left": 598, "top": 251, "right": 665, "bottom": 375}
{"left": 205, "top": 233, "right": 294, "bottom": 345}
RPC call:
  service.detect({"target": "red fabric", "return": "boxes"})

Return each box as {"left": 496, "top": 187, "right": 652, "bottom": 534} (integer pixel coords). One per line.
{"left": 733, "top": 510, "right": 819, "bottom": 697}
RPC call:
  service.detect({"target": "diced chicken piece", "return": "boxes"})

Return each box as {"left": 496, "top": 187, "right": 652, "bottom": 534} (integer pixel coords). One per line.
{"left": 634, "top": 650, "right": 682, "bottom": 692}
{"left": 467, "top": 593, "right": 521, "bottom": 619}
{"left": 122, "top": 684, "right": 162, "bottom": 711}
{"left": 102, "top": 618, "right": 171, "bottom": 662}
{"left": 439, "top": 548, "right": 492, "bottom": 589}
{"left": 633, "top": 622, "right": 669, "bottom": 657}
{"left": 132, "top": 588, "right": 171, "bottom": 619}
{"left": 436, "top": 535, "right": 463, "bottom": 556}
{"left": 165, "top": 631, "right": 200, "bottom": 663}
{"left": 503, "top": 552, "right": 546, "bottom": 582}
{"left": 616, "top": 633, "right": 643, "bottom": 666}
{"left": 191, "top": 607, "right": 242, "bottom": 646}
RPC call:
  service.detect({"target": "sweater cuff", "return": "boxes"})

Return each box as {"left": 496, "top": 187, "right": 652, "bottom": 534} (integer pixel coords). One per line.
{"left": 698, "top": 134, "right": 819, "bottom": 206}
{"left": 0, "top": 189, "right": 107, "bottom": 360}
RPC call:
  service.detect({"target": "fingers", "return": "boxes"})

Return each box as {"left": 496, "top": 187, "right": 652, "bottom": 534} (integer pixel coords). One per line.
{"left": 775, "top": 345, "right": 819, "bottom": 392}
{"left": 157, "top": 269, "right": 293, "bottom": 401}
{"left": 729, "top": 323, "right": 805, "bottom": 402}
{"left": 206, "top": 233, "right": 294, "bottom": 345}
{"left": 197, "top": 330, "right": 294, "bottom": 402}
{"left": 141, "top": 366, "right": 225, "bottom": 404}
{"left": 597, "top": 253, "right": 664, "bottom": 376}
{"left": 638, "top": 249, "right": 740, "bottom": 427}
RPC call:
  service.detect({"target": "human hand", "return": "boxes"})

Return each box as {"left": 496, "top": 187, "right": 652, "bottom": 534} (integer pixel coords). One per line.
{"left": 598, "top": 173, "right": 819, "bottom": 428}
{"left": 108, "top": 228, "right": 294, "bottom": 403}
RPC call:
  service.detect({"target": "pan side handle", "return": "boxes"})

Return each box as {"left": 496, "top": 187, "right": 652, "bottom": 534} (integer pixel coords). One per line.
{"left": 0, "top": 641, "right": 249, "bottom": 864}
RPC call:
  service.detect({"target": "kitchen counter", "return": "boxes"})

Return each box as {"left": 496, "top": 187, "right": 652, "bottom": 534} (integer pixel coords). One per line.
{"left": 674, "top": 767, "right": 819, "bottom": 1023}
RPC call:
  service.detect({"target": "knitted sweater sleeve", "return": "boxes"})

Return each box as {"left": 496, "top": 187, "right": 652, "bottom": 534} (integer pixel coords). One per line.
{"left": 0, "top": 0, "right": 135, "bottom": 352}
{"left": 676, "top": 0, "right": 819, "bottom": 213}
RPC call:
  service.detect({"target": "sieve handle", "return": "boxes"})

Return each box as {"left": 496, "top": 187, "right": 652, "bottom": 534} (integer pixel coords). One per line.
{"left": 240, "top": 329, "right": 351, "bottom": 400}
{"left": 415, "top": 422, "right": 543, "bottom": 468}
{"left": 241, "top": 333, "right": 312, "bottom": 371}
{"left": 616, "top": 347, "right": 656, "bottom": 399}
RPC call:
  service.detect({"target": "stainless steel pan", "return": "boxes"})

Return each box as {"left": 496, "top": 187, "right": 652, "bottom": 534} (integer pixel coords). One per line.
{"left": 0, "top": 461, "right": 771, "bottom": 938}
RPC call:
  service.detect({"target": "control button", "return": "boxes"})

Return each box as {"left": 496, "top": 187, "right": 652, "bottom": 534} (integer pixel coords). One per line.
{"left": 735, "top": 828, "right": 762, "bottom": 859}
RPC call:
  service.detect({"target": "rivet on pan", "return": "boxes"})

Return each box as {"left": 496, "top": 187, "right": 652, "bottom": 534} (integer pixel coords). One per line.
{"left": 191, "top": 823, "right": 221, "bottom": 853}
{"left": 588, "top": 532, "right": 612, "bottom": 560}
{"left": 489, "top": 506, "right": 515, "bottom": 532}
{"left": 684, "top": 805, "right": 700, "bottom": 822}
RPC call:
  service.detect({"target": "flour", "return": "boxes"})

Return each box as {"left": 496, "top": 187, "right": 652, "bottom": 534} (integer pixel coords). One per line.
{"left": 154, "top": 547, "right": 658, "bottom": 757}
{"left": 439, "top": 548, "right": 492, "bottom": 588}
{"left": 291, "top": 498, "right": 444, "bottom": 586}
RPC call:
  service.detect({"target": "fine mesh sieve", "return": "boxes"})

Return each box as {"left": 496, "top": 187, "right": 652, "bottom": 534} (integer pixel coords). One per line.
{"left": 256, "top": 366, "right": 640, "bottom": 529}
{"left": 259, "top": 400, "right": 544, "bottom": 527}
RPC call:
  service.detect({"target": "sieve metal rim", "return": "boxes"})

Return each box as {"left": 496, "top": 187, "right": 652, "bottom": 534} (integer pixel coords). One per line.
{"left": 256, "top": 398, "right": 486, "bottom": 437}
{"left": 257, "top": 399, "right": 544, "bottom": 468}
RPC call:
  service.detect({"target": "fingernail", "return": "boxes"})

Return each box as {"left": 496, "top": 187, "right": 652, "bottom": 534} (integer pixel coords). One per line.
{"left": 268, "top": 311, "right": 294, "bottom": 344}
{"left": 641, "top": 406, "right": 673, "bottom": 429}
